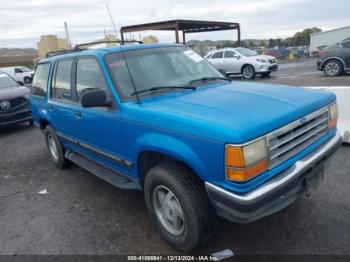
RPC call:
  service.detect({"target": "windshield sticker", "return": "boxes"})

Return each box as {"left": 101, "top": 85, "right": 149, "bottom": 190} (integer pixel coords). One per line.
{"left": 183, "top": 50, "right": 204, "bottom": 63}
{"left": 109, "top": 60, "right": 126, "bottom": 68}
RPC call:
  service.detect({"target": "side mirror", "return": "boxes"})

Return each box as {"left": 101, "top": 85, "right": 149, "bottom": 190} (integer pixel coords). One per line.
{"left": 234, "top": 55, "right": 241, "bottom": 59}
{"left": 81, "top": 89, "right": 111, "bottom": 108}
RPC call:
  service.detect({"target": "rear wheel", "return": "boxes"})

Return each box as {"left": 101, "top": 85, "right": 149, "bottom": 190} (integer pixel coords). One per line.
{"left": 242, "top": 65, "right": 256, "bottom": 79}
{"left": 144, "top": 162, "right": 213, "bottom": 252}
{"left": 45, "top": 125, "right": 69, "bottom": 168}
{"left": 23, "top": 76, "right": 31, "bottom": 84}
{"left": 323, "top": 59, "right": 343, "bottom": 76}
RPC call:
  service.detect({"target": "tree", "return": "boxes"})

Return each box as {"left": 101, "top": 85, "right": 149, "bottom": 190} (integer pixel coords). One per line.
{"left": 268, "top": 38, "right": 277, "bottom": 48}
{"left": 142, "top": 35, "right": 159, "bottom": 44}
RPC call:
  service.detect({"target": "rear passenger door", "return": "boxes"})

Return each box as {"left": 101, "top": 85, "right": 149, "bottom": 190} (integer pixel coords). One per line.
{"left": 48, "top": 58, "right": 78, "bottom": 137}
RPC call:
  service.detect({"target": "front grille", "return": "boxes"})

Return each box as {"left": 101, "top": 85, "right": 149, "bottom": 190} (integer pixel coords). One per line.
{"left": 267, "top": 107, "right": 329, "bottom": 168}
{"left": 0, "top": 96, "right": 28, "bottom": 113}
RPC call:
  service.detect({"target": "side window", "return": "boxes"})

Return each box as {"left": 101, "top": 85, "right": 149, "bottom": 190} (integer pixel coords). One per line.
{"left": 224, "top": 51, "right": 236, "bottom": 58}
{"left": 52, "top": 59, "right": 73, "bottom": 101}
{"left": 342, "top": 41, "right": 350, "bottom": 48}
{"left": 76, "top": 58, "right": 108, "bottom": 101}
{"left": 211, "top": 51, "right": 224, "bottom": 59}
{"left": 14, "top": 68, "right": 23, "bottom": 73}
{"left": 31, "top": 63, "right": 51, "bottom": 97}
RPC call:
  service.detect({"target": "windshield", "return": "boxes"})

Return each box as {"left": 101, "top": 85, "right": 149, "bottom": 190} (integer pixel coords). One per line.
{"left": 105, "top": 47, "right": 223, "bottom": 98}
{"left": 235, "top": 48, "right": 258, "bottom": 57}
{"left": 0, "top": 74, "right": 18, "bottom": 89}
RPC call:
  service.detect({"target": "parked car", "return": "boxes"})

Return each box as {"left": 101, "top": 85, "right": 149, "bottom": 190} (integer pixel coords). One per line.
{"left": 0, "top": 72, "right": 33, "bottom": 127}
{"left": 317, "top": 38, "right": 350, "bottom": 76}
{"left": 30, "top": 43, "right": 341, "bottom": 252}
{"left": 205, "top": 47, "right": 278, "bottom": 79}
{"left": 0, "top": 66, "right": 34, "bottom": 84}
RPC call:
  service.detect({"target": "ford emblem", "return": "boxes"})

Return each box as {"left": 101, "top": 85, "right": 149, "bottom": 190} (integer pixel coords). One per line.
{"left": 0, "top": 100, "right": 11, "bottom": 110}
{"left": 300, "top": 117, "right": 307, "bottom": 124}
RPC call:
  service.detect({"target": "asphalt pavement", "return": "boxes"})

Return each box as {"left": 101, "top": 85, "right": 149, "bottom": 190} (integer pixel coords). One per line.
{"left": 0, "top": 58, "right": 350, "bottom": 257}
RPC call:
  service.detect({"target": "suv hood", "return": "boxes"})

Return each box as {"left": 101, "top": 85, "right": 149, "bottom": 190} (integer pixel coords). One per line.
{"left": 125, "top": 82, "right": 335, "bottom": 143}
{"left": 0, "top": 86, "right": 30, "bottom": 100}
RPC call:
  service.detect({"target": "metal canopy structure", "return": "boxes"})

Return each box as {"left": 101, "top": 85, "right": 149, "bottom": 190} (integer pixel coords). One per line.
{"left": 120, "top": 19, "right": 241, "bottom": 46}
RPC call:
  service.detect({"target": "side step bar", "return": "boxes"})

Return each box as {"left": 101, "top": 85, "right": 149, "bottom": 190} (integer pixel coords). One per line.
{"left": 65, "top": 150, "right": 141, "bottom": 190}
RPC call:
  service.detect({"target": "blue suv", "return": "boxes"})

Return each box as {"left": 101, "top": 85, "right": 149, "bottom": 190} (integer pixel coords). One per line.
{"left": 30, "top": 42, "right": 341, "bottom": 252}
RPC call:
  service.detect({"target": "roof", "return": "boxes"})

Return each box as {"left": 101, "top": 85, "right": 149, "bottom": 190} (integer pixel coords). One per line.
{"left": 38, "top": 43, "right": 183, "bottom": 62}
{"left": 310, "top": 25, "right": 350, "bottom": 36}
{"left": 121, "top": 19, "right": 240, "bottom": 33}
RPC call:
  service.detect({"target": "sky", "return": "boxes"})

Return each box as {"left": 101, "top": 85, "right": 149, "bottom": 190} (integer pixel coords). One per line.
{"left": 0, "top": 0, "right": 349, "bottom": 48}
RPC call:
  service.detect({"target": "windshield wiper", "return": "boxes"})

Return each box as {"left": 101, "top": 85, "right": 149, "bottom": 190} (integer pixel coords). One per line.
{"left": 188, "top": 76, "right": 232, "bottom": 84}
{"left": 130, "top": 85, "right": 196, "bottom": 96}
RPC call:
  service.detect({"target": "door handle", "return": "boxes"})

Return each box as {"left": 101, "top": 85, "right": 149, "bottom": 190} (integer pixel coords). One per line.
{"left": 74, "top": 111, "right": 82, "bottom": 118}
{"left": 48, "top": 105, "right": 53, "bottom": 111}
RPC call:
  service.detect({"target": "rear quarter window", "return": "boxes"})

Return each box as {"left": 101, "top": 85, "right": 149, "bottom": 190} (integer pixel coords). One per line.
{"left": 31, "top": 63, "right": 51, "bottom": 97}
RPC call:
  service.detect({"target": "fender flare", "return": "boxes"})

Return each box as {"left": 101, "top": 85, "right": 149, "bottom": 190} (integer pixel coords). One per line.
{"left": 132, "top": 132, "right": 208, "bottom": 180}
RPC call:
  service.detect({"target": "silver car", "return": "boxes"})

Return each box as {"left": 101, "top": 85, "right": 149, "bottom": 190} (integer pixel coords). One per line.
{"left": 205, "top": 48, "right": 278, "bottom": 79}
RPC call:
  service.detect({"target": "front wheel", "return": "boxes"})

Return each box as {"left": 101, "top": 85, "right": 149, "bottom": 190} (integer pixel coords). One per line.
{"left": 242, "top": 65, "right": 256, "bottom": 79}
{"left": 144, "top": 162, "right": 213, "bottom": 252}
{"left": 323, "top": 59, "right": 343, "bottom": 77}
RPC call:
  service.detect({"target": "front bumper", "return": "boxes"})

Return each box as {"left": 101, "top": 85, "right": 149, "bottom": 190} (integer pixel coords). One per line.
{"left": 257, "top": 64, "right": 278, "bottom": 73}
{"left": 205, "top": 133, "right": 342, "bottom": 223}
{"left": 0, "top": 108, "right": 32, "bottom": 127}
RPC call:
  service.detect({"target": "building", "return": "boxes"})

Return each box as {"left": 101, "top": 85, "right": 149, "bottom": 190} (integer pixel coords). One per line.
{"left": 37, "top": 35, "right": 70, "bottom": 58}
{"left": 310, "top": 26, "right": 350, "bottom": 55}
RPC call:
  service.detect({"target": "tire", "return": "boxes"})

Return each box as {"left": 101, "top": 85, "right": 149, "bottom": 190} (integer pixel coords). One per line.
{"left": 23, "top": 76, "right": 31, "bottom": 84}
{"left": 144, "top": 162, "right": 213, "bottom": 252}
{"left": 242, "top": 65, "right": 256, "bottom": 79}
{"left": 44, "top": 125, "right": 69, "bottom": 168}
{"left": 323, "top": 59, "right": 343, "bottom": 77}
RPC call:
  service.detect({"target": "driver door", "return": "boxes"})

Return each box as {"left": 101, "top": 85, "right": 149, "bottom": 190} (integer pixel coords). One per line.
{"left": 223, "top": 50, "right": 241, "bottom": 73}
{"left": 68, "top": 56, "right": 125, "bottom": 172}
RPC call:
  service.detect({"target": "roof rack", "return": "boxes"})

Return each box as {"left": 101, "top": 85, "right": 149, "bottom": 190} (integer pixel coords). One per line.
{"left": 45, "top": 48, "right": 83, "bottom": 58}
{"left": 45, "top": 40, "right": 143, "bottom": 58}
{"left": 75, "top": 40, "right": 143, "bottom": 49}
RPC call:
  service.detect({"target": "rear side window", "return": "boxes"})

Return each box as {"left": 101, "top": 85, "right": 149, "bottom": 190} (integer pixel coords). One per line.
{"left": 76, "top": 58, "right": 108, "bottom": 101}
{"left": 211, "top": 51, "right": 224, "bottom": 59}
{"left": 224, "top": 51, "right": 236, "bottom": 58}
{"left": 31, "top": 63, "right": 51, "bottom": 97}
{"left": 52, "top": 59, "right": 73, "bottom": 101}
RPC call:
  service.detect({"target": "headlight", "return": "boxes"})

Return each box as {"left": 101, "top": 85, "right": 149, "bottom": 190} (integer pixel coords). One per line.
{"left": 225, "top": 138, "right": 268, "bottom": 182}
{"left": 256, "top": 59, "right": 267, "bottom": 63}
{"left": 328, "top": 102, "right": 338, "bottom": 129}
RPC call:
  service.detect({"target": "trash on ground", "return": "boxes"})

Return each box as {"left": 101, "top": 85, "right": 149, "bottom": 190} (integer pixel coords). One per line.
{"left": 38, "top": 189, "right": 49, "bottom": 195}
{"left": 211, "top": 249, "right": 234, "bottom": 261}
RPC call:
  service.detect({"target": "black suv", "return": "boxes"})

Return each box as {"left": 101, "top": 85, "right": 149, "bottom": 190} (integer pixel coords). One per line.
{"left": 0, "top": 72, "right": 33, "bottom": 127}
{"left": 317, "top": 38, "right": 350, "bottom": 76}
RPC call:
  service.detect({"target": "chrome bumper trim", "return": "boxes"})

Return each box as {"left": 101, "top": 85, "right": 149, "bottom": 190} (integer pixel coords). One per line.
{"left": 206, "top": 133, "right": 342, "bottom": 205}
